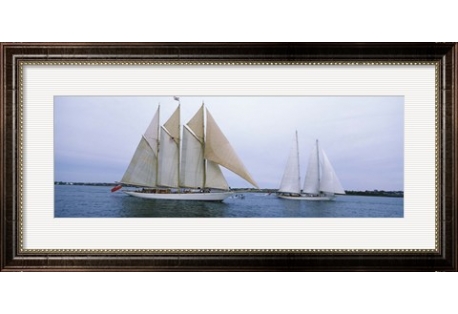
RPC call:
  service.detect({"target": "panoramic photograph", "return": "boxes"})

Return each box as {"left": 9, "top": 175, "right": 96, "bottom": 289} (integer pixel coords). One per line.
{"left": 54, "top": 96, "right": 404, "bottom": 218}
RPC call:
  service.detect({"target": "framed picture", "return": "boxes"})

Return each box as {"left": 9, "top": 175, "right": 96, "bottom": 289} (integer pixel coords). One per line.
{"left": 1, "top": 42, "right": 456, "bottom": 271}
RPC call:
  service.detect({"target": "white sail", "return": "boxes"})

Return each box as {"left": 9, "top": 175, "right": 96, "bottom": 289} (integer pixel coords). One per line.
{"left": 319, "top": 149, "right": 345, "bottom": 194}
{"left": 120, "top": 107, "right": 159, "bottom": 187}
{"left": 181, "top": 126, "right": 204, "bottom": 188}
{"left": 303, "top": 141, "right": 320, "bottom": 194}
{"left": 278, "top": 131, "right": 301, "bottom": 194}
{"left": 204, "top": 109, "right": 258, "bottom": 188}
{"left": 205, "top": 160, "right": 229, "bottom": 190}
{"left": 143, "top": 107, "right": 160, "bottom": 155}
{"left": 120, "top": 137, "right": 157, "bottom": 187}
{"left": 157, "top": 106, "right": 180, "bottom": 187}
{"left": 181, "top": 106, "right": 205, "bottom": 188}
{"left": 164, "top": 105, "right": 180, "bottom": 142}
{"left": 187, "top": 105, "right": 204, "bottom": 142}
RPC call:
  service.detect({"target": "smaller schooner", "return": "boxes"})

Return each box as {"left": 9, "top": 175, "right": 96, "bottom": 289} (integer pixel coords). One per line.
{"left": 277, "top": 131, "right": 345, "bottom": 200}
{"left": 112, "top": 99, "right": 258, "bottom": 201}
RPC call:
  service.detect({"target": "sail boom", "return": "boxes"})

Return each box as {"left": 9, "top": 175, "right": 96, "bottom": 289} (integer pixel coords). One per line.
{"left": 117, "top": 181, "right": 156, "bottom": 188}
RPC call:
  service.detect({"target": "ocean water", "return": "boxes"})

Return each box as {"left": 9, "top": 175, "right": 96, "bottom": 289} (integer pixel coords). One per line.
{"left": 55, "top": 185, "right": 403, "bottom": 218}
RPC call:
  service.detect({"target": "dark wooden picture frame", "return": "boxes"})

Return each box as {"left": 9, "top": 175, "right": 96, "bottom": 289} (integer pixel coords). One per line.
{"left": 1, "top": 42, "right": 457, "bottom": 271}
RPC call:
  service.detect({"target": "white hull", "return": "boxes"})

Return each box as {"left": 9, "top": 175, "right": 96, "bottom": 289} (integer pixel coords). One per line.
{"left": 277, "top": 194, "right": 335, "bottom": 201}
{"left": 124, "top": 190, "right": 233, "bottom": 201}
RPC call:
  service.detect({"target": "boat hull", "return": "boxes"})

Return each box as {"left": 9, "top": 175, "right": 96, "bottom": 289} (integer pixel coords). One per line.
{"left": 277, "top": 194, "right": 335, "bottom": 201}
{"left": 124, "top": 191, "right": 233, "bottom": 201}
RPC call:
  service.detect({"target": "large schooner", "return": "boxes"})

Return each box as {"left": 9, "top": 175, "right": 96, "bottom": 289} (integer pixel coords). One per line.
{"left": 112, "top": 99, "right": 258, "bottom": 201}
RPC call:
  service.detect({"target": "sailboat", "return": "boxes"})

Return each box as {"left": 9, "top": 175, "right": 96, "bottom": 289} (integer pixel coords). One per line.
{"left": 277, "top": 131, "right": 345, "bottom": 200}
{"left": 112, "top": 99, "right": 258, "bottom": 201}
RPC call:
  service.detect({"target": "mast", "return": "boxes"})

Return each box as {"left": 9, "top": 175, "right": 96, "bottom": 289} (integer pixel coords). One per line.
{"left": 296, "top": 131, "right": 301, "bottom": 192}
{"left": 202, "top": 102, "right": 206, "bottom": 188}
{"left": 177, "top": 102, "right": 181, "bottom": 188}
{"left": 158, "top": 104, "right": 180, "bottom": 187}
{"left": 303, "top": 139, "right": 320, "bottom": 195}
{"left": 174, "top": 97, "right": 181, "bottom": 188}
{"left": 278, "top": 131, "right": 301, "bottom": 194}
{"left": 182, "top": 103, "right": 206, "bottom": 188}
{"left": 316, "top": 139, "right": 320, "bottom": 192}
{"left": 155, "top": 104, "right": 160, "bottom": 187}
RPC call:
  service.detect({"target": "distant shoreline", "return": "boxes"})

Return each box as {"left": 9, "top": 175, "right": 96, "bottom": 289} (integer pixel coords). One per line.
{"left": 343, "top": 190, "right": 403, "bottom": 198}
{"left": 54, "top": 182, "right": 403, "bottom": 198}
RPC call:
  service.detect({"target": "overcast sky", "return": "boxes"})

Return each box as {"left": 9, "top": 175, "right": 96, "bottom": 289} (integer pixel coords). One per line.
{"left": 54, "top": 96, "right": 404, "bottom": 191}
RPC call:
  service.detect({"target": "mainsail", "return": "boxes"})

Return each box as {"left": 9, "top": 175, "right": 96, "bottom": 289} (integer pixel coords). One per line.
{"left": 304, "top": 139, "right": 345, "bottom": 195}
{"left": 302, "top": 140, "right": 320, "bottom": 194}
{"left": 318, "top": 149, "right": 345, "bottom": 194}
{"left": 157, "top": 106, "right": 180, "bottom": 187}
{"left": 180, "top": 106, "right": 205, "bottom": 188}
{"left": 278, "top": 131, "right": 301, "bottom": 194}
{"left": 120, "top": 107, "right": 159, "bottom": 187}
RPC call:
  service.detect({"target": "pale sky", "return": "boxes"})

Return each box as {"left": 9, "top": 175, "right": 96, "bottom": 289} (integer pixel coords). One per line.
{"left": 54, "top": 96, "right": 404, "bottom": 191}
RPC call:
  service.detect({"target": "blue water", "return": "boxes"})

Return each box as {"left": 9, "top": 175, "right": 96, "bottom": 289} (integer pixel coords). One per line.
{"left": 54, "top": 185, "right": 403, "bottom": 218}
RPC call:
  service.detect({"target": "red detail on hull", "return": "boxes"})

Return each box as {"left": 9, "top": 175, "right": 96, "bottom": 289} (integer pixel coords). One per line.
{"left": 111, "top": 185, "right": 122, "bottom": 192}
